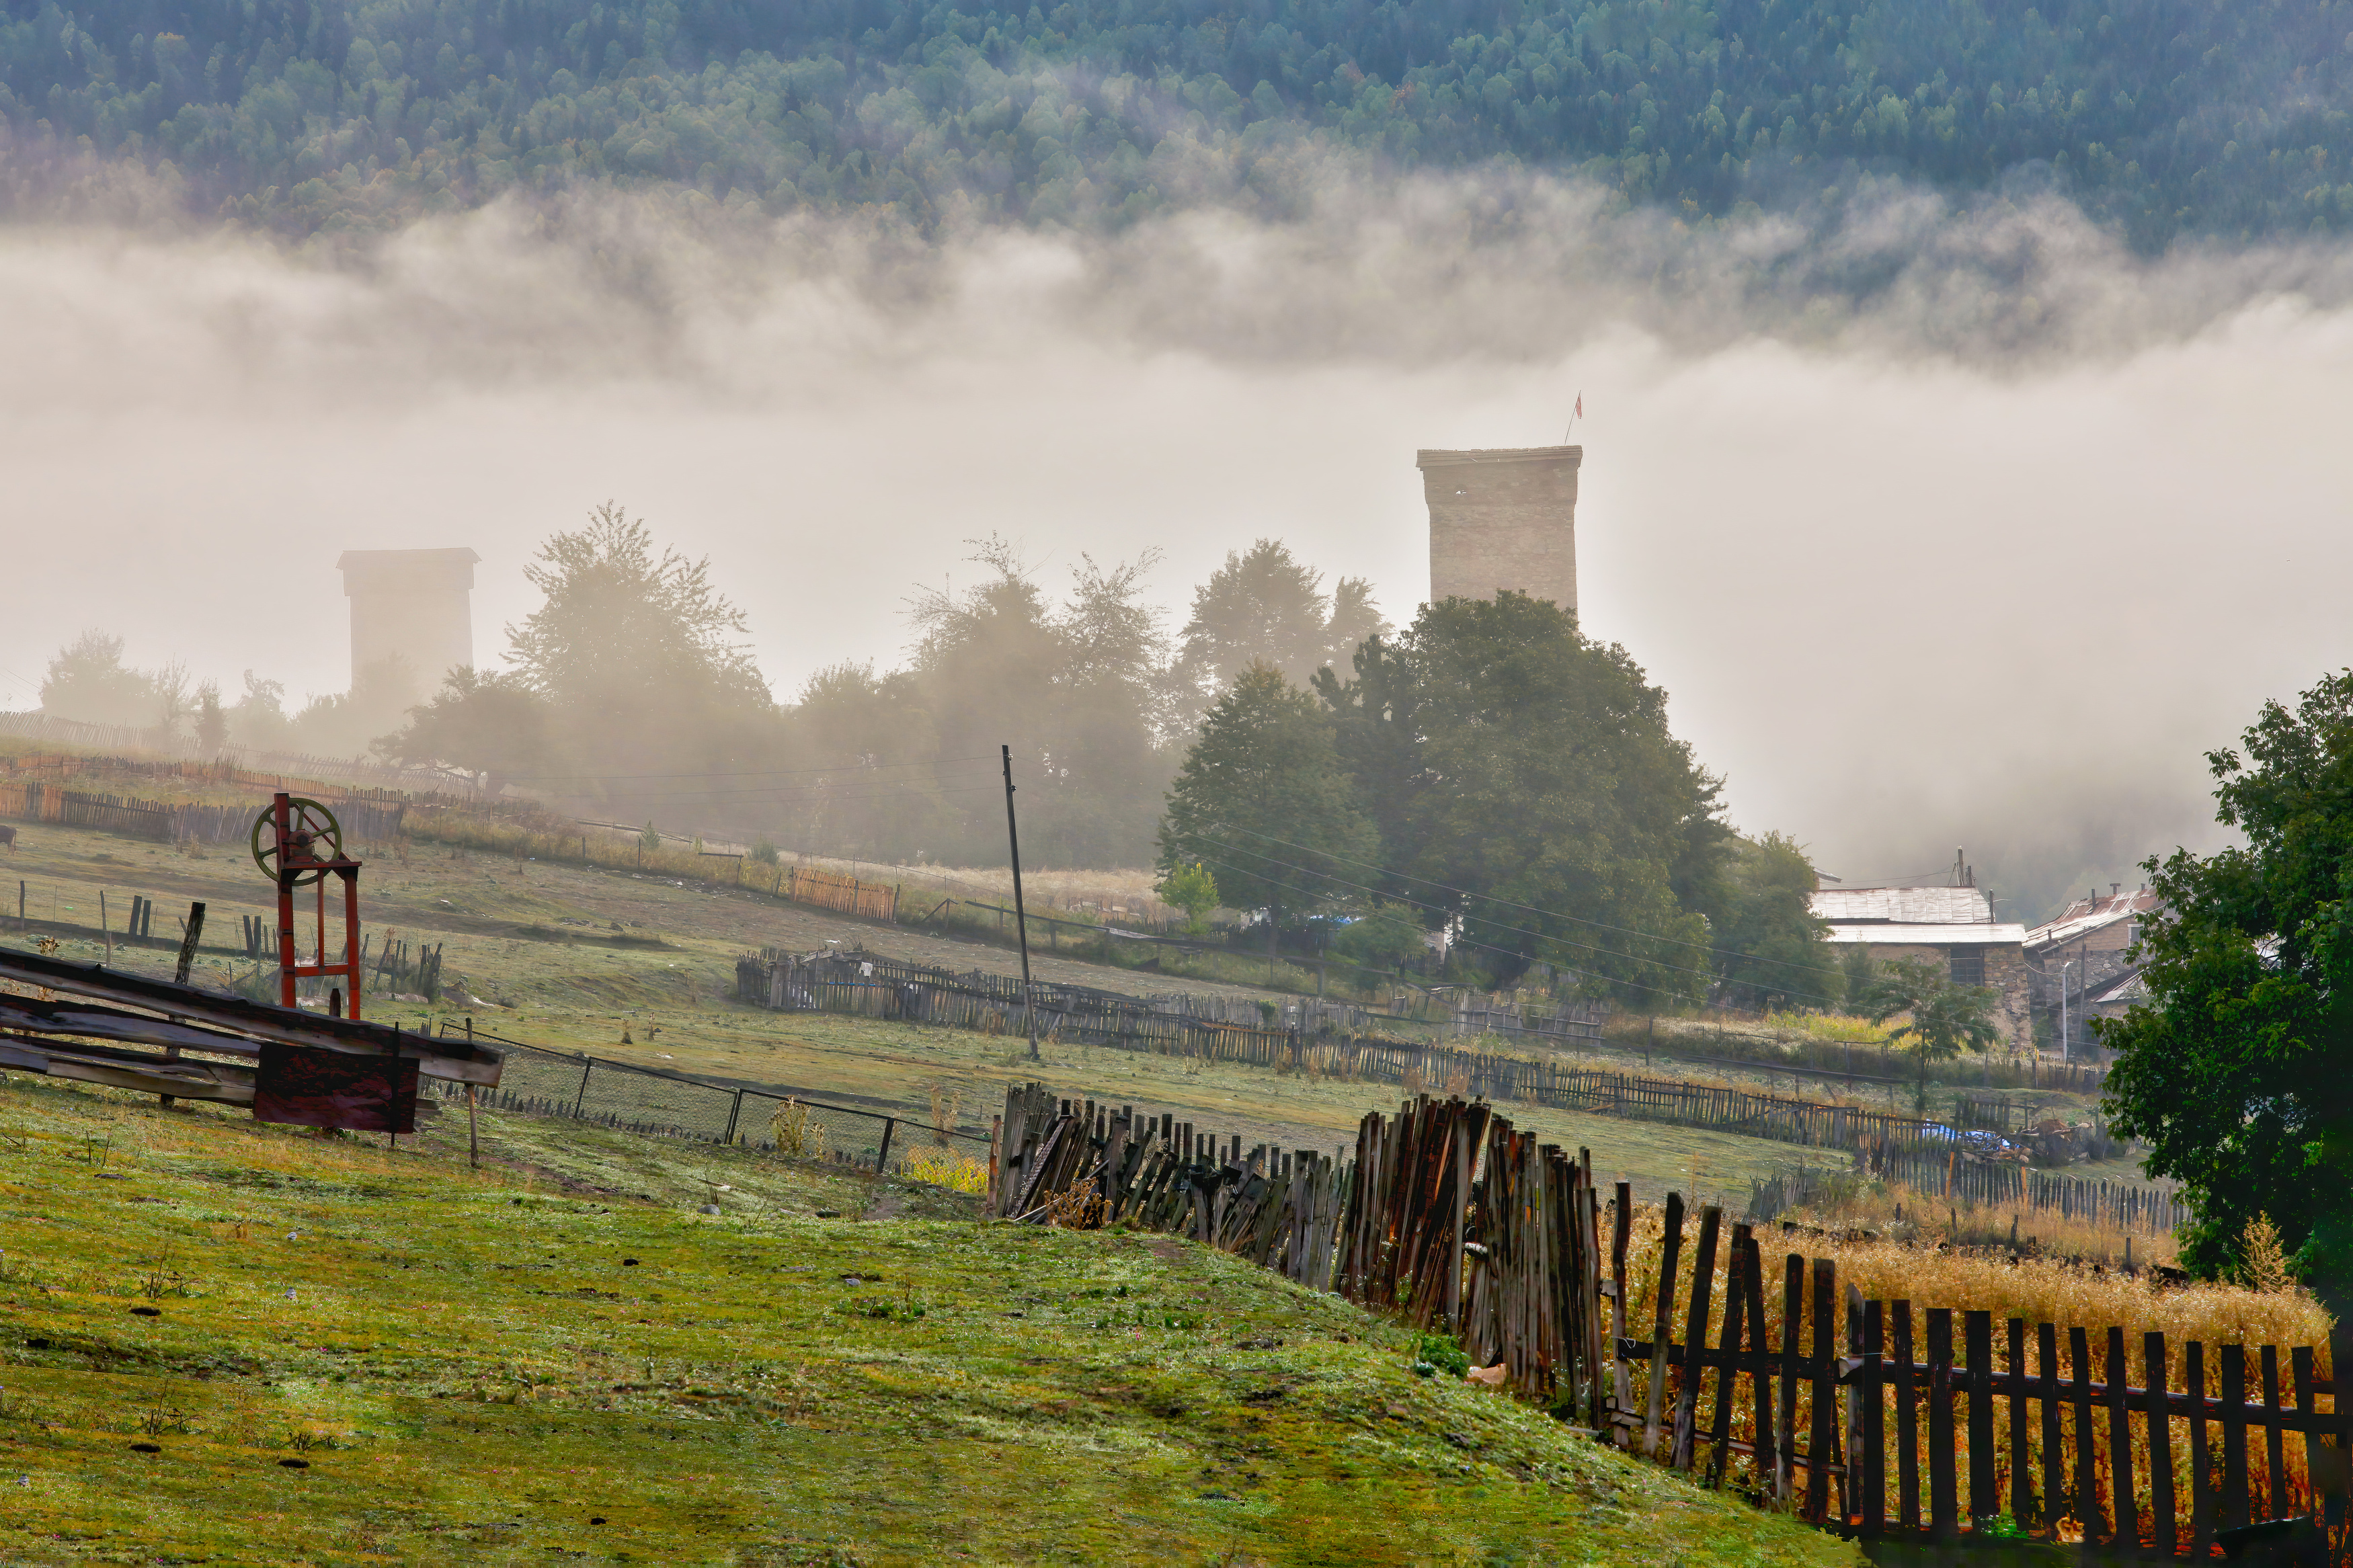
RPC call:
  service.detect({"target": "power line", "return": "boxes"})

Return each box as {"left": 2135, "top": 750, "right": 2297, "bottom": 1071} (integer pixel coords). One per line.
{"left": 1207, "top": 823, "right": 1847, "bottom": 982}
{"left": 1177, "top": 845, "right": 1815, "bottom": 1008}
{"left": 1183, "top": 838, "right": 1841, "bottom": 1007}
{"left": 588, "top": 780, "right": 1004, "bottom": 807}
{"left": 504, "top": 753, "right": 998, "bottom": 784}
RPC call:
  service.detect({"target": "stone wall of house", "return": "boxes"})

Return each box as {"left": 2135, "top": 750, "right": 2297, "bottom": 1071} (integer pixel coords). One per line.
{"left": 1853, "top": 939, "right": 2034, "bottom": 1048}
{"left": 1418, "top": 446, "right": 1581, "bottom": 612}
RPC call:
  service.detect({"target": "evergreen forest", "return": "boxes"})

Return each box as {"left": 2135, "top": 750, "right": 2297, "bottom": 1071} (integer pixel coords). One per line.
{"left": 4, "top": 0, "right": 2351, "bottom": 245}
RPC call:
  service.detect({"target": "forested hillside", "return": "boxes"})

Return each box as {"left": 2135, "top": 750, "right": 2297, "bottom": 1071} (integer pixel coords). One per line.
{"left": 3, "top": 0, "right": 2350, "bottom": 244}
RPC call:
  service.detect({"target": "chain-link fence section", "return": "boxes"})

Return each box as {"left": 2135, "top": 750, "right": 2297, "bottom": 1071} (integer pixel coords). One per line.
{"left": 425, "top": 1023, "right": 991, "bottom": 1177}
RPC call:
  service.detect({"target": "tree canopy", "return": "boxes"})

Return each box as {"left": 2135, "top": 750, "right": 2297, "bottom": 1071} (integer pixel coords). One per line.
{"left": 2, "top": 0, "right": 2348, "bottom": 246}
{"left": 1158, "top": 661, "right": 1378, "bottom": 935}
{"left": 39, "top": 629, "right": 159, "bottom": 728}
{"left": 1313, "top": 591, "right": 1742, "bottom": 1004}
{"left": 1165, "top": 539, "right": 1387, "bottom": 735}
{"left": 1861, "top": 956, "right": 2002, "bottom": 1102}
{"left": 2101, "top": 670, "right": 2353, "bottom": 1296}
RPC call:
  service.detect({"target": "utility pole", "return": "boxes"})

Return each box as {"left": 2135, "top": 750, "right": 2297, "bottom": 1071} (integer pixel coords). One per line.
{"left": 1001, "top": 745, "right": 1039, "bottom": 1061}
{"left": 2060, "top": 959, "right": 2073, "bottom": 1067}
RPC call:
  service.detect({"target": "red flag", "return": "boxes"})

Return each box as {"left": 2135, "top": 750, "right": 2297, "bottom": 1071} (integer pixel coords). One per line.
{"left": 1575, "top": 395, "right": 1584, "bottom": 418}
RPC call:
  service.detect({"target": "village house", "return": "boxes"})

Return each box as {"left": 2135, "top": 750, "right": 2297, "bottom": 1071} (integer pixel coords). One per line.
{"left": 2025, "top": 884, "right": 2161, "bottom": 1059}
{"left": 1810, "top": 876, "right": 2033, "bottom": 1047}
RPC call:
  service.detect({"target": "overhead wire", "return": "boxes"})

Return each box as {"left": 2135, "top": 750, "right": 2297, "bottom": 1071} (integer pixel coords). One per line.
{"left": 1212, "top": 823, "right": 1848, "bottom": 981}
{"left": 501, "top": 752, "right": 1000, "bottom": 784}
{"left": 1181, "top": 835, "right": 1843, "bottom": 1007}
{"left": 1176, "top": 845, "right": 1796, "bottom": 1007}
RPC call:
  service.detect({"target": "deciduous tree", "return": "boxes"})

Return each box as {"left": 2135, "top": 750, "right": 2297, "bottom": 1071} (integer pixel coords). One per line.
{"left": 2102, "top": 670, "right": 2353, "bottom": 1295}
{"left": 1158, "top": 663, "right": 1377, "bottom": 949}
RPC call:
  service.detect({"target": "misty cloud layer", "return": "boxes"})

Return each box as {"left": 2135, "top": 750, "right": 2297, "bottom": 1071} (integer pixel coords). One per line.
{"left": 5, "top": 163, "right": 2348, "bottom": 919}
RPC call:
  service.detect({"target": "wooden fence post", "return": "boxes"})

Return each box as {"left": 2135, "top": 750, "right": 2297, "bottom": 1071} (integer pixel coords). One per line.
{"left": 1927, "top": 1307, "right": 1957, "bottom": 1541}
{"left": 2260, "top": 1344, "right": 2286, "bottom": 1521}
{"left": 1704, "top": 1223, "right": 1747, "bottom": 1489}
{"left": 1744, "top": 1237, "right": 1776, "bottom": 1497}
{"left": 2187, "top": 1340, "right": 2214, "bottom": 1558}
{"left": 2006, "top": 1318, "right": 2033, "bottom": 1530}
{"left": 2070, "top": 1326, "right": 2100, "bottom": 1542}
{"left": 2106, "top": 1325, "right": 2135, "bottom": 1551}
{"left": 2221, "top": 1343, "right": 2249, "bottom": 1532}
{"left": 1808, "top": 1257, "right": 1837, "bottom": 1522}
{"left": 2148, "top": 1331, "right": 2176, "bottom": 1555}
{"left": 1783, "top": 1255, "right": 1807, "bottom": 1505}
{"left": 1965, "top": 1311, "right": 1996, "bottom": 1529}
{"left": 1858, "top": 1298, "right": 1885, "bottom": 1537}
{"left": 1643, "top": 1193, "right": 1685, "bottom": 1460}
{"left": 1671, "top": 1205, "right": 1723, "bottom": 1472}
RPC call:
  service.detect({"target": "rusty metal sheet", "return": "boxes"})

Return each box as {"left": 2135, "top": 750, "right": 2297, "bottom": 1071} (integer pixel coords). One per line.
{"left": 251, "top": 1041, "right": 416, "bottom": 1132}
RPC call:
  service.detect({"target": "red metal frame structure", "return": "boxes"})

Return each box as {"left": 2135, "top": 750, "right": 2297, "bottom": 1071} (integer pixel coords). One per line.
{"left": 255, "top": 793, "right": 363, "bottom": 1017}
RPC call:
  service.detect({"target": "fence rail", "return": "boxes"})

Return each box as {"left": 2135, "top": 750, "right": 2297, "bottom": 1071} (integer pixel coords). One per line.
{"left": 997, "top": 1086, "right": 2350, "bottom": 1559}
{"left": 1751, "top": 1153, "right": 2194, "bottom": 1237}
{"left": 427, "top": 1024, "right": 990, "bottom": 1174}
{"left": 783, "top": 865, "right": 898, "bottom": 922}
{"left": 740, "top": 949, "right": 2094, "bottom": 1167}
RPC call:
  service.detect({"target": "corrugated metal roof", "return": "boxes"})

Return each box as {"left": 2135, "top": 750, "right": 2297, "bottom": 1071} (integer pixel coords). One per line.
{"left": 1811, "top": 886, "right": 1994, "bottom": 925}
{"left": 2026, "top": 888, "right": 2161, "bottom": 950}
{"left": 1823, "top": 923, "right": 2027, "bottom": 946}
{"left": 2085, "top": 971, "right": 2148, "bottom": 1007}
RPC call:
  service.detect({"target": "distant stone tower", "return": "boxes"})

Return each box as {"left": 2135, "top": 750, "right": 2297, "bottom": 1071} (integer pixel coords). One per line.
{"left": 335, "top": 548, "right": 481, "bottom": 694}
{"left": 1416, "top": 445, "right": 1581, "bottom": 613}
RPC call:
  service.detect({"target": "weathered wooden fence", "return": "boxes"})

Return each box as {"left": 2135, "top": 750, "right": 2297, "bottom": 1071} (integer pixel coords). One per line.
{"left": 1611, "top": 1195, "right": 2348, "bottom": 1558}
{"left": 741, "top": 949, "right": 2043, "bottom": 1164}
{"left": 997, "top": 1085, "right": 2350, "bottom": 1559}
{"left": 0, "top": 777, "right": 409, "bottom": 845}
{"left": 783, "top": 866, "right": 898, "bottom": 922}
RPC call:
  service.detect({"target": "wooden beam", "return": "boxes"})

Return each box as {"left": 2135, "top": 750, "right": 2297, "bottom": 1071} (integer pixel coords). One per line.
{"left": 0, "top": 944, "right": 500, "bottom": 1084}
{"left": 0, "top": 1034, "right": 255, "bottom": 1104}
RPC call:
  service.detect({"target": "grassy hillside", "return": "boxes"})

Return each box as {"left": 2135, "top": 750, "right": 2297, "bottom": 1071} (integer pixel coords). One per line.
{"left": 0, "top": 812, "right": 2110, "bottom": 1213}
{"left": 4, "top": 0, "right": 2348, "bottom": 245}
{"left": 0, "top": 1072, "right": 1861, "bottom": 1566}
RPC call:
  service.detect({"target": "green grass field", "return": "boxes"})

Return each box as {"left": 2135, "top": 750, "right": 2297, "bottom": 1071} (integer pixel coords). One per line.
{"left": 1, "top": 810, "right": 2122, "bottom": 1212}
{"left": 0, "top": 1073, "right": 1861, "bottom": 1567}
{"left": 0, "top": 817, "right": 1930, "bottom": 1210}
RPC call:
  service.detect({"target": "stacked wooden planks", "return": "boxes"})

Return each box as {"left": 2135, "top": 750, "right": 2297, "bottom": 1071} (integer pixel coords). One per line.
{"left": 989, "top": 1080, "right": 1349, "bottom": 1288}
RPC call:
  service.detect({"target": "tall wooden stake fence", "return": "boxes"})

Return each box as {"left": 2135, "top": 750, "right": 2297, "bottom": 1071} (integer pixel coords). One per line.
{"left": 998, "top": 1085, "right": 2350, "bottom": 1559}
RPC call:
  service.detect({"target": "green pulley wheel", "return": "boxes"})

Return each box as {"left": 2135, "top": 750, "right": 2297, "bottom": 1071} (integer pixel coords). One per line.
{"left": 250, "top": 798, "right": 346, "bottom": 888}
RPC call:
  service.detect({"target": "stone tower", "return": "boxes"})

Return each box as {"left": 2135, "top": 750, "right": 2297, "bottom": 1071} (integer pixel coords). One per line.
{"left": 1416, "top": 444, "right": 1581, "bottom": 613}
{"left": 335, "top": 548, "right": 481, "bottom": 694}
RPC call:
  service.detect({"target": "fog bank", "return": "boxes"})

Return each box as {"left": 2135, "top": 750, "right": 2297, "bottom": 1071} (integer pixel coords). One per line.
{"left": 3, "top": 170, "right": 2346, "bottom": 919}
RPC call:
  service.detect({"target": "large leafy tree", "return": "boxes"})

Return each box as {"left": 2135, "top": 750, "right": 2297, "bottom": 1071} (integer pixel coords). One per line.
{"left": 1158, "top": 663, "right": 1378, "bottom": 947}
{"left": 1315, "top": 592, "right": 1732, "bottom": 1003}
{"left": 378, "top": 504, "right": 776, "bottom": 813}
{"left": 373, "top": 669, "right": 551, "bottom": 796}
{"left": 1861, "top": 957, "right": 2001, "bottom": 1104}
{"left": 1710, "top": 833, "right": 1841, "bottom": 1011}
{"left": 903, "top": 538, "right": 1170, "bottom": 867}
{"left": 2102, "top": 671, "right": 2353, "bottom": 1296}
{"left": 1165, "top": 540, "right": 1388, "bottom": 734}
{"left": 39, "top": 630, "right": 157, "bottom": 728}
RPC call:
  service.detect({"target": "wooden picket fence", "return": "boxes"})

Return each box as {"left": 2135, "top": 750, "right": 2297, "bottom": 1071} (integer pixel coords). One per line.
{"left": 995, "top": 1087, "right": 2351, "bottom": 1557}
{"left": 1752, "top": 1153, "right": 2194, "bottom": 1239}
{"left": 1615, "top": 1194, "right": 2348, "bottom": 1557}
{"left": 742, "top": 949, "right": 1999, "bottom": 1165}
{"left": 989, "top": 1082, "right": 1348, "bottom": 1288}
{"left": 783, "top": 866, "right": 898, "bottom": 922}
